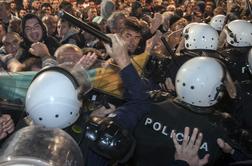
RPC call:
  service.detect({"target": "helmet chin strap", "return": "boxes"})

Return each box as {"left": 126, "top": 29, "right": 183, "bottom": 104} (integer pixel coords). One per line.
{"left": 211, "top": 84, "right": 225, "bottom": 102}
{"left": 173, "top": 98, "right": 214, "bottom": 114}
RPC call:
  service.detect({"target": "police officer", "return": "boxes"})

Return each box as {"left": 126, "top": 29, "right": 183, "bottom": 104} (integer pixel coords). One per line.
{"left": 145, "top": 23, "right": 220, "bottom": 93}
{"left": 133, "top": 57, "right": 247, "bottom": 166}
{"left": 218, "top": 20, "right": 252, "bottom": 131}
{"left": 233, "top": 48, "right": 252, "bottom": 131}
{"left": 169, "top": 22, "right": 220, "bottom": 82}
{"left": 219, "top": 19, "right": 252, "bottom": 83}
{"left": 83, "top": 34, "right": 212, "bottom": 166}
{"left": 24, "top": 33, "right": 150, "bottom": 165}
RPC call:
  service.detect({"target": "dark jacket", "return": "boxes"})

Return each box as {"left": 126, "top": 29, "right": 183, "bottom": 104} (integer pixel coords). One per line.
{"left": 133, "top": 98, "right": 245, "bottom": 166}
{"left": 59, "top": 28, "right": 85, "bottom": 48}
{"left": 83, "top": 64, "right": 191, "bottom": 166}
{"left": 19, "top": 14, "right": 60, "bottom": 68}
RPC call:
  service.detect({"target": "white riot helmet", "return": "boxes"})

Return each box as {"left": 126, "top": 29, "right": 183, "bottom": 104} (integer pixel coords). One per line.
{"left": 25, "top": 67, "right": 89, "bottom": 129}
{"left": 175, "top": 57, "right": 225, "bottom": 107}
{"left": 210, "top": 14, "right": 226, "bottom": 31}
{"left": 184, "top": 23, "right": 219, "bottom": 50}
{"left": 182, "top": 22, "right": 198, "bottom": 36}
{"left": 224, "top": 20, "right": 252, "bottom": 47}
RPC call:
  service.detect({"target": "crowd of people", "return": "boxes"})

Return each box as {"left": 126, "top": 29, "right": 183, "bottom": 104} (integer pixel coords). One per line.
{"left": 0, "top": 0, "right": 252, "bottom": 165}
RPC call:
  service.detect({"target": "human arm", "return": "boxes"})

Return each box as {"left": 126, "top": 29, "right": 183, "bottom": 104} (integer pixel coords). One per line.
{"left": 217, "top": 138, "right": 249, "bottom": 161}
{"left": 104, "top": 34, "right": 150, "bottom": 130}
{"left": 29, "top": 42, "right": 57, "bottom": 68}
{"left": 0, "top": 54, "right": 25, "bottom": 72}
{"left": 83, "top": 34, "right": 150, "bottom": 164}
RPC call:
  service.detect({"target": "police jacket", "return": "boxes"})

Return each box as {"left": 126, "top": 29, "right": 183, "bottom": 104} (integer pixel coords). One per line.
{"left": 144, "top": 50, "right": 219, "bottom": 85}
{"left": 133, "top": 98, "right": 239, "bottom": 166}
{"left": 83, "top": 64, "right": 193, "bottom": 166}
{"left": 83, "top": 63, "right": 151, "bottom": 166}
{"left": 219, "top": 47, "right": 251, "bottom": 83}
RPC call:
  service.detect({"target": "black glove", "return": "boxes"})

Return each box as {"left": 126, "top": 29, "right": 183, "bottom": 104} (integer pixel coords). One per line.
{"left": 84, "top": 116, "right": 136, "bottom": 162}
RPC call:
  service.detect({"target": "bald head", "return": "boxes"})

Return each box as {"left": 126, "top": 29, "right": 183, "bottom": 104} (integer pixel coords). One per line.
{"left": 55, "top": 44, "right": 83, "bottom": 65}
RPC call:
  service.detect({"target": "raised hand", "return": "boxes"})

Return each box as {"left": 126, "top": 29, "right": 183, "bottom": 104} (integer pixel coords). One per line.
{"left": 104, "top": 34, "right": 130, "bottom": 69}
{"left": 29, "top": 42, "right": 50, "bottom": 58}
{"left": 75, "top": 52, "right": 97, "bottom": 70}
{"left": 217, "top": 138, "right": 234, "bottom": 154}
{"left": 172, "top": 127, "right": 209, "bottom": 166}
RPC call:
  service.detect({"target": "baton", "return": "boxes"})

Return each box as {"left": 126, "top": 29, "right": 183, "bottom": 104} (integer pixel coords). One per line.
{"left": 161, "top": 36, "right": 176, "bottom": 59}
{"left": 59, "top": 10, "right": 112, "bottom": 46}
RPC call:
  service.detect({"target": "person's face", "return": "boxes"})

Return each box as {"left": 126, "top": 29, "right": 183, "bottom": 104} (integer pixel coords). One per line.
{"left": 115, "top": 18, "right": 125, "bottom": 32}
{"left": 213, "top": 7, "right": 224, "bottom": 16}
{"left": 88, "top": 8, "right": 97, "bottom": 19}
{"left": 51, "top": 0, "right": 59, "bottom": 10}
{"left": 24, "top": 18, "right": 43, "bottom": 43}
{"left": 42, "top": 6, "right": 52, "bottom": 15}
{"left": 23, "top": 0, "right": 30, "bottom": 9}
{"left": 10, "top": 3, "right": 16, "bottom": 10}
{"left": 205, "top": 5, "right": 213, "bottom": 14}
{"left": 0, "top": 6, "right": 11, "bottom": 22}
{"left": 57, "top": 48, "right": 82, "bottom": 64}
{"left": 43, "top": 17, "right": 57, "bottom": 35}
{"left": 121, "top": 29, "right": 141, "bottom": 54}
{"left": 140, "top": 0, "right": 145, "bottom": 6}
{"left": 19, "top": 9, "right": 27, "bottom": 18}
{"left": 32, "top": 0, "right": 41, "bottom": 10}
{"left": 77, "top": 4, "right": 84, "bottom": 11}
{"left": 2, "top": 35, "right": 21, "bottom": 55}
{"left": 180, "top": 5, "right": 186, "bottom": 12}
{"left": 57, "top": 21, "right": 70, "bottom": 38}
{"left": 89, "top": 2, "right": 95, "bottom": 8}
{"left": 153, "top": 0, "right": 160, "bottom": 6}
{"left": 192, "top": 12, "right": 202, "bottom": 22}
{"left": 167, "top": 5, "right": 175, "bottom": 12}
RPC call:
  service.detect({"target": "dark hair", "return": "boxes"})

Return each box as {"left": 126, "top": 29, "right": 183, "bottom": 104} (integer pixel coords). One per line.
{"left": 21, "top": 13, "right": 47, "bottom": 46}
{"left": 107, "top": 11, "right": 125, "bottom": 30}
{"left": 41, "top": 3, "right": 52, "bottom": 9}
{"left": 59, "top": 1, "right": 74, "bottom": 15}
{"left": 59, "top": 18, "right": 72, "bottom": 27}
{"left": 123, "top": 17, "right": 142, "bottom": 34}
{"left": 59, "top": 1, "right": 73, "bottom": 10}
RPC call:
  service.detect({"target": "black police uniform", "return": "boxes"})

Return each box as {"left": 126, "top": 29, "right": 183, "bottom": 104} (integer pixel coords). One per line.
{"left": 232, "top": 81, "right": 252, "bottom": 131}
{"left": 144, "top": 49, "right": 219, "bottom": 85}
{"left": 82, "top": 64, "right": 198, "bottom": 166}
{"left": 219, "top": 48, "right": 251, "bottom": 83}
{"left": 218, "top": 47, "right": 252, "bottom": 132}
{"left": 132, "top": 99, "right": 240, "bottom": 166}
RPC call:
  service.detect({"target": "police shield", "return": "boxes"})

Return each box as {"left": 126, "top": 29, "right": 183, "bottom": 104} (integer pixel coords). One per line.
{"left": 0, "top": 126, "right": 84, "bottom": 166}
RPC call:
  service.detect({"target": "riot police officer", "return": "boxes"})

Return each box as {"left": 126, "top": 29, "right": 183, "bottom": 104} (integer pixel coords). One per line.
{"left": 219, "top": 19, "right": 252, "bottom": 83}
{"left": 133, "top": 57, "right": 248, "bottom": 166}
{"left": 144, "top": 22, "right": 220, "bottom": 91}
{"left": 218, "top": 20, "right": 252, "bottom": 131}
